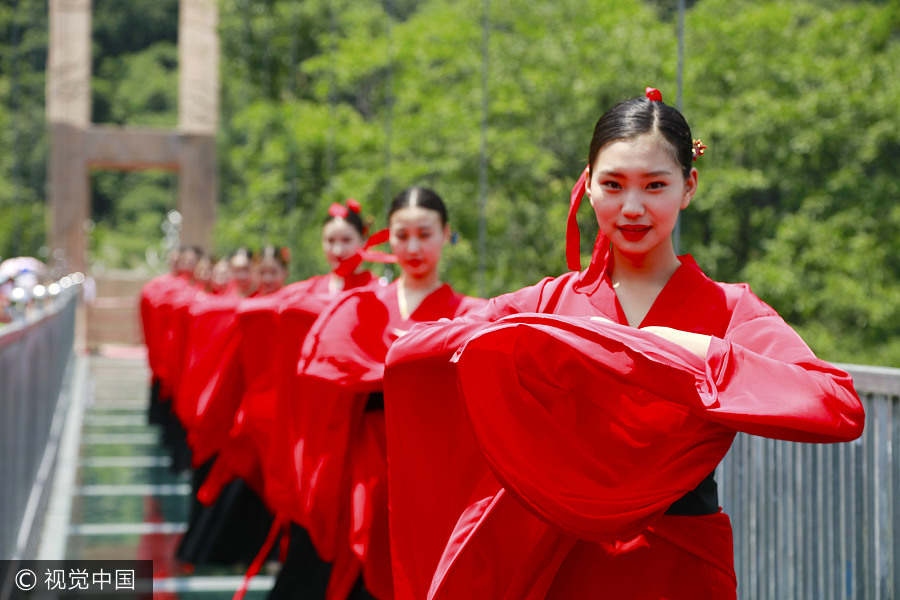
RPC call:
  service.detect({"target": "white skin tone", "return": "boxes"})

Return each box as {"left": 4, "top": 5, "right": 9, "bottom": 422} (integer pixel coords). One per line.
{"left": 389, "top": 205, "right": 450, "bottom": 318}
{"left": 586, "top": 131, "right": 711, "bottom": 360}
{"left": 257, "top": 256, "right": 287, "bottom": 295}
{"left": 321, "top": 218, "right": 365, "bottom": 292}
{"left": 210, "top": 259, "right": 231, "bottom": 292}
{"left": 193, "top": 258, "right": 212, "bottom": 287}
{"left": 230, "top": 256, "right": 255, "bottom": 296}
{"left": 178, "top": 250, "right": 200, "bottom": 277}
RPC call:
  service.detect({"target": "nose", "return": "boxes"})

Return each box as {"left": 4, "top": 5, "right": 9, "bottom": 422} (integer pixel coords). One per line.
{"left": 621, "top": 190, "right": 646, "bottom": 219}
{"left": 407, "top": 236, "right": 421, "bottom": 253}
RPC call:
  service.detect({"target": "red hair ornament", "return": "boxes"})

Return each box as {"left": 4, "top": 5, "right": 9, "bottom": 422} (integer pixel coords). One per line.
{"left": 645, "top": 87, "right": 663, "bottom": 102}
{"left": 566, "top": 166, "right": 610, "bottom": 279}
{"left": 333, "top": 228, "right": 398, "bottom": 278}
{"left": 328, "top": 202, "right": 349, "bottom": 219}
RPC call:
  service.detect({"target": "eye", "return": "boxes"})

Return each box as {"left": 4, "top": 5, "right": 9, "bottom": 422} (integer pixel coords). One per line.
{"left": 646, "top": 181, "right": 667, "bottom": 190}
{"left": 601, "top": 180, "right": 622, "bottom": 190}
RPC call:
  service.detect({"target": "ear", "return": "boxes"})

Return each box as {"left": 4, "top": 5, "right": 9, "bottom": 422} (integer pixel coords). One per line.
{"left": 442, "top": 223, "right": 452, "bottom": 243}
{"left": 585, "top": 171, "right": 596, "bottom": 209}
{"left": 681, "top": 167, "right": 698, "bottom": 210}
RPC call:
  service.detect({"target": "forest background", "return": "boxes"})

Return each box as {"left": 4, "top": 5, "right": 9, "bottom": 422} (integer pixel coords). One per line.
{"left": 0, "top": 0, "right": 897, "bottom": 366}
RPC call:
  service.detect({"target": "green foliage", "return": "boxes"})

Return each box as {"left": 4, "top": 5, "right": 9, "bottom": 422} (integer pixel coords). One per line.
{"left": 0, "top": 0, "right": 897, "bottom": 366}
{"left": 0, "top": 0, "right": 48, "bottom": 260}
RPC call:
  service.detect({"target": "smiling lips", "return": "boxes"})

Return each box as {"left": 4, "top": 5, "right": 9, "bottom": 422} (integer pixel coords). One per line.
{"left": 618, "top": 224, "right": 651, "bottom": 242}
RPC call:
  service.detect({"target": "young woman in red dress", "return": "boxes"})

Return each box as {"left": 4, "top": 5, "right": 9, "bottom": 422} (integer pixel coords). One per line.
{"left": 270, "top": 188, "right": 482, "bottom": 600}
{"left": 383, "top": 89, "right": 865, "bottom": 600}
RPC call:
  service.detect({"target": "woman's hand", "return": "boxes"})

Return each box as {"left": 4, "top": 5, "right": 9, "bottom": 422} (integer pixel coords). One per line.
{"left": 590, "top": 316, "right": 711, "bottom": 360}
{"left": 640, "top": 325, "right": 711, "bottom": 360}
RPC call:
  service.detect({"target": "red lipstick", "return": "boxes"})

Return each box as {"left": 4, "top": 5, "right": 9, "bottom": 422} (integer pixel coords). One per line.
{"left": 618, "top": 224, "right": 651, "bottom": 242}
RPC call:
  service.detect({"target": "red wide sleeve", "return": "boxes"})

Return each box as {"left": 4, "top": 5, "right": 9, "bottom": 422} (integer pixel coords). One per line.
{"left": 176, "top": 298, "right": 245, "bottom": 468}
{"left": 428, "top": 309, "right": 864, "bottom": 599}
{"left": 197, "top": 293, "right": 286, "bottom": 503}
{"left": 291, "top": 291, "right": 390, "bottom": 561}
{"left": 382, "top": 284, "right": 551, "bottom": 600}
{"left": 423, "top": 316, "right": 735, "bottom": 600}
{"left": 262, "top": 290, "right": 334, "bottom": 519}
{"left": 701, "top": 293, "right": 864, "bottom": 442}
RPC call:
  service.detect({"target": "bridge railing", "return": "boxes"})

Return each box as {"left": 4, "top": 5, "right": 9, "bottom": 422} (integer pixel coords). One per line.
{"left": 0, "top": 284, "right": 79, "bottom": 559}
{"left": 721, "top": 363, "right": 900, "bottom": 600}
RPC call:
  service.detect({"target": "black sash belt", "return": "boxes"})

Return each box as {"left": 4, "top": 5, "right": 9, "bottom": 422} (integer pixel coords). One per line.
{"left": 665, "top": 469, "right": 719, "bottom": 515}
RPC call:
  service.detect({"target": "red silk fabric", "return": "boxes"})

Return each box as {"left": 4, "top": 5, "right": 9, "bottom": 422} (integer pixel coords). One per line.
{"left": 383, "top": 255, "right": 864, "bottom": 600}
{"left": 138, "top": 272, "right": 180, "bottom": 383}
{"left": 288, "top": 282, "right": 482, "bottom": 599}
{"left": 198, "top": 272, "right": 376, "bottom": 508}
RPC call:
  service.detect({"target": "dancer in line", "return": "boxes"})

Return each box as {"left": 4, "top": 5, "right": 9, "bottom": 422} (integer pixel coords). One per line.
{"left": 384, "top": 88, "right": 864, "bottom": 599}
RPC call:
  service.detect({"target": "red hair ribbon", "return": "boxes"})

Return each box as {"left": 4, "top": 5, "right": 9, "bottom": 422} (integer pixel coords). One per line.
{"left": 328, "top": 202, "right": 348, "bottom": 219}
{"left": 566, "top": 167, "right": 611, "bottom": 279}
{"left": 333, "top": 228, "right": 398, "bottom": 277}
{"left": 279, "top": 246, "right": 291, "bottom": 264}
{"left": 346, "top": 198, "right": 362, "bottom": 213}
{"left": 645, "top": 87, "right": 663, "bottom": 102}
{"left": 566, "top": 166, "right": 590, "bottom": 271}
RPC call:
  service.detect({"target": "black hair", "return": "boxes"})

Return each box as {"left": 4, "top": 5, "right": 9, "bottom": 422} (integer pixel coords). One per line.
{"left": 260, "top": 245, "right": 290, "bottom": 269}
{"left": 388, "top": 187, "right": 448, "bottom": 226}
{"left": 323, "top": 208, "right": 366, "bottom": 237}
{"left": 588, "top": 97, "right": 694, "bottom": 178}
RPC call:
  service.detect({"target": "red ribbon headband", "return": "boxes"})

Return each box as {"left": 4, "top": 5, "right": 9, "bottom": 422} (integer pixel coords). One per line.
{"left": 328, "top": 199, "right": 362, "bottom": 219}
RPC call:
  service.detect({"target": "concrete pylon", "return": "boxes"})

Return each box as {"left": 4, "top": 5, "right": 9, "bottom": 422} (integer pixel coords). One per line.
{"left": 46, "top": 0, "right": 219, "bottom": 273}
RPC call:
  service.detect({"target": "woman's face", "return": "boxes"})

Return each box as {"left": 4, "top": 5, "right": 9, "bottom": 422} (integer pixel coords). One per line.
{"left": 389, "top": 205, "right": 449, "bottom": 280}
{"left": 210, "top": 260, "right": 230, "bottom": 292}
{"left": 193, "top": 258, "right": 212, "bottom": 285}
{"left": 230, "top": 256, "right": 254, "bottom": 295}
{"left": 257, "top": 256, "right": 287, "bottom": 295}
{"left": 587, "top": 132, "right": 697, "bottom": 265}
{"left": 322, "top": 218, "right": 365, "bottom": 270}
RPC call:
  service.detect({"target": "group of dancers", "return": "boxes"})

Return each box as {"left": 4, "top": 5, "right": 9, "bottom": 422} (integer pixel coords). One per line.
{"left": 140, "top": 89, "right": 865, "bottom": 600}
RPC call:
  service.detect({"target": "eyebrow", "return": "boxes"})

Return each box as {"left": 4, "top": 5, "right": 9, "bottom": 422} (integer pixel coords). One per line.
{"left": 599, "top": 169, "right": 673, "bottom": 177}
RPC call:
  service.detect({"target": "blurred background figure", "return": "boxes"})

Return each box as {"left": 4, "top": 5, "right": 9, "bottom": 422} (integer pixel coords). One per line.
{"left": 209, "top": 257, "right": 232, "bottom": 295}
{"left": 229, "top": 248, "right": 257, "bottom": 297}
{"left": 256, "top": 245, "right": 289, "bottom": 296}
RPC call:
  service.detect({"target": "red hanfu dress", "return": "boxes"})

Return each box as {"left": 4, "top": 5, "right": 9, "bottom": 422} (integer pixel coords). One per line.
{"left": 383, "top": 254, "right": 864, "bottom": 600}
{"left": 197, "top": 271, "right": 377, "bottom": 507}
{"left": 140, "top": 273, "right": 192, "bottom": 402}
{"left": 289, "top": 281, "right": 483, "bottom": 600}
{"left": 140, "top": 271, "right": 185, "bottom": 424}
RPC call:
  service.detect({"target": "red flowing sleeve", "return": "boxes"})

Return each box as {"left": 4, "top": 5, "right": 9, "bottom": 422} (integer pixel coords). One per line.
{"left": 195, "top": 292, "right": 286, "bottom": 503}
{"left": 139, "top": 276, "right": 168, "bottom": 381}
{"left": 291, "top": 291, "right": 390, "bottom": 561}
{"left": 176, "top": 297, "right": 245, "bottom": 468}
{"left": 262, "top": 289, "right": 334, "bottom": 518}
{"left": 384, "top": 281, "right": 552, "bottom": 600}
{"left": 385, "top": 280, "right": 865, "bottom": 600}
{"left": 700, "top": 287, "right": 864, "bottom": 442}
{"left": 428, "top": 310, "right": 863, "bottom": 599}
